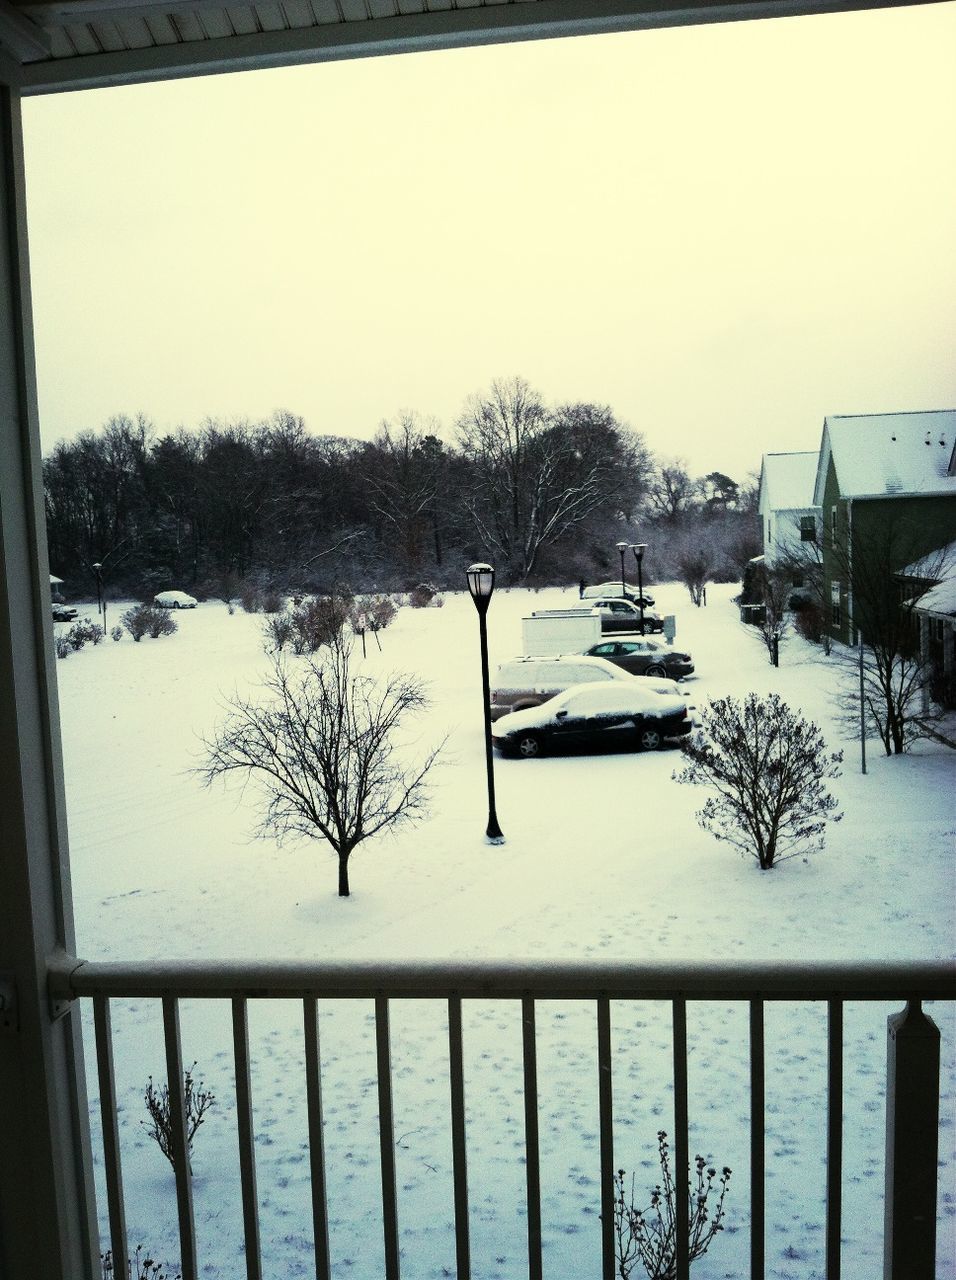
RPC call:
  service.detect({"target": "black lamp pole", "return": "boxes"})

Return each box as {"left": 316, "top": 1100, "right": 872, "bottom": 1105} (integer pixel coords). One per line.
{"left": 632, "top": 544, "right": 647, "bottom": 635}
{"left": 616, "top": 541, "right": 628, "bottom": 601}
{"left": 92, "top": 562, "right": 104, "bottom": 629}
{"left": 466, "top": 563, "right": 505, "bottom": 845}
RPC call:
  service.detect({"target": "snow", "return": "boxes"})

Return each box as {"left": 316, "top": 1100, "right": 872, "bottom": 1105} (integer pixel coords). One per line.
{"left": 54, "top": 583, "right": 955, "bottom": 1280}
{"left": 816, "top": 410, "right": 956, "bottom": 501}
{"left": 759, "top": 451, "right": 819, "bottom": 513}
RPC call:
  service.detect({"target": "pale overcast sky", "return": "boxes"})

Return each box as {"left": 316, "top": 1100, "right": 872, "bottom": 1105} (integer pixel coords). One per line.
{"left": 21, "top": 2, "right": 956, "bottom": 481}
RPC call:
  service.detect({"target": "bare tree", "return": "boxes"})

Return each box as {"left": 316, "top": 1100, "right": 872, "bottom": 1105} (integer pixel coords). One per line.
{"left": 199, "top": 639, "right": 442, "bottom": 896}
{"left": 646, "top": 459, "right": 700, "bottom": 523}
{"left": 748, "top": 560, "right": 792, "bottom": 666}
{"left": 457, "top": 378, "right": 645, "bottom": 580}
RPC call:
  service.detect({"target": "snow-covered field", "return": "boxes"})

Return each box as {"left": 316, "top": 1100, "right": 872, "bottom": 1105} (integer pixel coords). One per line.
{"left": 54, "top": 582, "right": 955, "bottom": 1279}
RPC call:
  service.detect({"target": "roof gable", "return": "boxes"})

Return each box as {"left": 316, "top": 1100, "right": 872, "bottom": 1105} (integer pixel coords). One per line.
{"left": 813, "top": 410, "right": 956, "bottom": 503}
{"left": 759, "top": 451, "right": 819, "bottom": 514}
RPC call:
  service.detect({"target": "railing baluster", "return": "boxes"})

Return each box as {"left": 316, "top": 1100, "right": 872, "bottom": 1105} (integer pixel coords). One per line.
{"left": 93, "top": 995, "right": 129, "bottom": 1277}
{"left": 597, "top": 996, "right": 615, "bottom": 1280}
{"left": 162, "top": 995, "right": 197, "bottom": 1280}
{"left": 750, "top": 999, "right": 765, "bottom": 1280}
{"left": 303, "top": 998, "right": 331, "bottom": 1280}
{"left": 231, "top": 998, "right": 261, "bottom": 1280}
{"left": 521, "top": 996, "right": 542, "bottom": 1280}
{"left": 447, "top": 996, "right": 471, "bottom": 1280}
{"left": 826, "top": 999, "right": 843, "bottom": 1279}
{"left": 375, "top": 996, "right": 401, "bottom": 1280}
{"left": 672, "top": 998, "right": 689, "bottom": 1280}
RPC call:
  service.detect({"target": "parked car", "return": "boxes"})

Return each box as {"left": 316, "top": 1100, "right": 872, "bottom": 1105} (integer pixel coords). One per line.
{"left": 587, "top": 596, "right": 664, "bottom": 633}
{"left": 492, "top": 682, "right": 692, "bottom": 758}
{"left": 490, "top": 654, "right": 632, "bottom": 721}
{"left": 581, "top": 581, "right": 655, "bottom": 608}
{"left": 584, "top": 637, "right": 694, "bottom": 679}
{"left": 51, "top": 603, "right": 78, "bottom": 622}
{"left": 154, "top": 590, "right": 197, "bottom": 609}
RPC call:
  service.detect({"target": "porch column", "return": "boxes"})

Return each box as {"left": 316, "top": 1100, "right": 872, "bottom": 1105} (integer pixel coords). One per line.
{"left": 0, "top": 74, "right": 99, "bottom": 1280}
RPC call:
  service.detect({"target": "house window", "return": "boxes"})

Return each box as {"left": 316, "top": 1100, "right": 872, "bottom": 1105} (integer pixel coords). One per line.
{"left": 792, "top": 570, "right": 804, "bottom": 588}
{"left": 800, "top": 515, "right": 816, "bottom": 542}
{"left": 831, "top": 579, "right": 842, "bottom": 627}
{"left": 830, "top": 505, "right": 838, "bottom": 545}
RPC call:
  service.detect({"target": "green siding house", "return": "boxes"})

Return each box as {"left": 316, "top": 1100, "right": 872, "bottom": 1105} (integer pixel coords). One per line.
{"left": 811, "top": 411, "right": 956, "bottom": 647}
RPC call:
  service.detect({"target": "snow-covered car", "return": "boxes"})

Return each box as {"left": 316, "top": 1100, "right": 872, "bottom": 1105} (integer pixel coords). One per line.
{"left": 490, "top": 653, "right": 633, "bottom": 721}
{"left": 52, "top": 603, "right": 78, "bottom": 622}
{"left": 587, "top": 596, "right": 664, "bottom": 633}
{"left": 580, "top": 581, "right": 656, "bottom": 608}
{"left": 154, "top": 590, "right": 197, "bottom": 609}
{"left": 492, "top": 682, "right": 692, "bottom": 758}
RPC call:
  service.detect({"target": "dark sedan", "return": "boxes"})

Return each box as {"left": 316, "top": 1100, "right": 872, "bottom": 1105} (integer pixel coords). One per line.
{"left": 584, "top": 637, "right": 694, "bottom": 679}
{"left": 492, "top": 682, "right": 692, "bottom": 758}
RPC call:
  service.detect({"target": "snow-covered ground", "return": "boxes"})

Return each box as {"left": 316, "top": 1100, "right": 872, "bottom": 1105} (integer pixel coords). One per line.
{"left": 54, "top": 582, "right": 955, "bottom": 1279}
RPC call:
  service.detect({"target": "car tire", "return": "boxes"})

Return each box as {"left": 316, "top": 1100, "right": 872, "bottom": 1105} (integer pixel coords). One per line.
{"left": 516, "top": 732, "right": 543, "bottom": 759}
{"left": 639, "top": 726, "right": 662, "bottom": 751}
{"left": 645, "top": 664, "right": 667, "bottom": 677}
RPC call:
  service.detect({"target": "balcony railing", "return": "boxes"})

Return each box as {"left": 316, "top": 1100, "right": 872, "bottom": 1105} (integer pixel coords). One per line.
{"left": 48, "top": 956, "right": 954, "bottom": 1280}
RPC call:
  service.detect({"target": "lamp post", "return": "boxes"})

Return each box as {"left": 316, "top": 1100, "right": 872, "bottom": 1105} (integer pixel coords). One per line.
{"left": 466, "top": 562, "right": 505, "bottom": 845}
{"left": 631, "top": 544, "right": 647, "bottom": 635}
{"left": 91, "top": 562, "right": 104, "bottom": 630}
{"left": 616, "top": 541, "right": 628, "bottom": 601}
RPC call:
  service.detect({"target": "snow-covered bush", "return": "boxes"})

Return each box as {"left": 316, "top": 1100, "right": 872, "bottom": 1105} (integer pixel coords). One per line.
{"left": 110, "top": 625, "right": 123, "bottom": 642}
{"left": 54, "top": 635, "right": 71, "bottom": 659}
{"left": 122, "top": 604, "right": 177, "bottom": 642}
{"left": 365, "top": 593, "right": 397, "bottom": 631}
{"left": 67, "top": 617, "right": 104, "bottom": 650}
{"left": 614, "top": 1132, "right": 731, "bottom": 1280}
{"left": 674, "top": 693, "right": 843, "bottom": 869}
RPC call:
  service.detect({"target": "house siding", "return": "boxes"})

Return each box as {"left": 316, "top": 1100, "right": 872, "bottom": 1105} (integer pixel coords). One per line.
{"left": 821, "top": 455, "right": 956, "bottom": 645}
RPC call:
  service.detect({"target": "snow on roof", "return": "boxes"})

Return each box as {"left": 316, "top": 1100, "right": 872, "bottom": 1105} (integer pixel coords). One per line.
{"left": 814, "top": 410, "right": 956, "bottom": 504}
{"left": 913, "top": 578, "right": 956, "bottom": 617}
{"left": 899, "top": 539, "right": 956, "bottom": 581}
{"left": 760, "top": 451, "right": 819, "bottom": 512}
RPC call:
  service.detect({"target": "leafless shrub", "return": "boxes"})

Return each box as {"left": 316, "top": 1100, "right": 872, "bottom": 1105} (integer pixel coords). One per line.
{"left": 101, "top": 1245, "right": 181, "bottom": 1280}
{"left": 54, "top": 635, "right": 71, "bottom": 659}
{"left": 141, "top": 1062, "right": 215, "bottom": 1177}
{"left": 614, "top": 1132, "right": 731, "bottom": 1280}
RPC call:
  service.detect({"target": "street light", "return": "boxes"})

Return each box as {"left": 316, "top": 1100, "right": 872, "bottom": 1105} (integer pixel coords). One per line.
{"left": 631, "top": 544, "right": 648, "bottom": 635}
{"left": 91, "top": 562, "right": 104, "bottom": 630}
{"left": 616, "top": 541, "right": 629, "bottom": 601}
{"left": 466, "top": 562, "right": 505, "bottom": 845}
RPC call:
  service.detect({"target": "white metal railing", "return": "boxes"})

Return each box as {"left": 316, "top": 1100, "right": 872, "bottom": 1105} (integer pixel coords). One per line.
{"left": 48, "top": 956, "right": 954, "bottom": 1280}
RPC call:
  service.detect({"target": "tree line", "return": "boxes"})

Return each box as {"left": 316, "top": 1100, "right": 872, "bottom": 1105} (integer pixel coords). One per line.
{"left": 43, "top": 377, "right": 759, "bottom": 601}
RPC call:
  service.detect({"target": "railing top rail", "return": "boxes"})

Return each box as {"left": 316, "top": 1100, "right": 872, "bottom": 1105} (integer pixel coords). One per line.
{"left": 47, "top": 954, "right": 956, "bottom": 1003}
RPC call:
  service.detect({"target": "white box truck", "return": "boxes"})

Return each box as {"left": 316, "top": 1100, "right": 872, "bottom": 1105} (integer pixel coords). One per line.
{"left": 521, "top": 608, "right": 602, "bottom": 656}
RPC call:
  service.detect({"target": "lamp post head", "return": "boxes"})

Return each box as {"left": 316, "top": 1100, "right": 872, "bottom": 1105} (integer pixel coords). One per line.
{"left": 466, "top": 563, "right": 495, "bottom": 614}
{"left": 631, "top": 543, "right": 647, "bottom": 563}
{"left": 92, "top": 562, "right": 102, "bottom": 571}
{"left": 616, "top": 541, "right": 629, "bottom": 553}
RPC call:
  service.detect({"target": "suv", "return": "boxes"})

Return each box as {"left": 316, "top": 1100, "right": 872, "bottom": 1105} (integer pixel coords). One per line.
{"left": 587, "top": 596, "right": 664, "bottom": 633}
{"left": 581, "top": 582, "right": 655, "bottom": 608}
{"left": 490, "top": 654, "right": 631, "bottom": 721}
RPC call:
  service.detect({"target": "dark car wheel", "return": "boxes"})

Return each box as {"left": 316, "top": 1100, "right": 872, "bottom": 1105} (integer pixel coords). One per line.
{"left": 645, "top": 663, "right": 667, "bottom": 677}
{"left": 639, "top": 726, "right": 662, "bottom": 751}
{"left": 517, "top": 732, "right": 543, "bottom": 759}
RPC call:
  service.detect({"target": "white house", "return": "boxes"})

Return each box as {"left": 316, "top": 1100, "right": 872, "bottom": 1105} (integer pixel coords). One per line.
{"left": 757, "top": 451, "right": 820, "bottom": 571}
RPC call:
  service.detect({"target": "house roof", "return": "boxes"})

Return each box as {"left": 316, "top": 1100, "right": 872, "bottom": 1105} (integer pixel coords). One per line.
{"left": 1, "top": 0, "right": 879, "bottom": 96}
{"left": 759, "top": 451, "right": 818, "bottom": 514}
{"left": 812, "top": 410, "right": 956, "bottom": 507}
{"left": 899, "top": 538, "right": 956, "bottom": 583}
